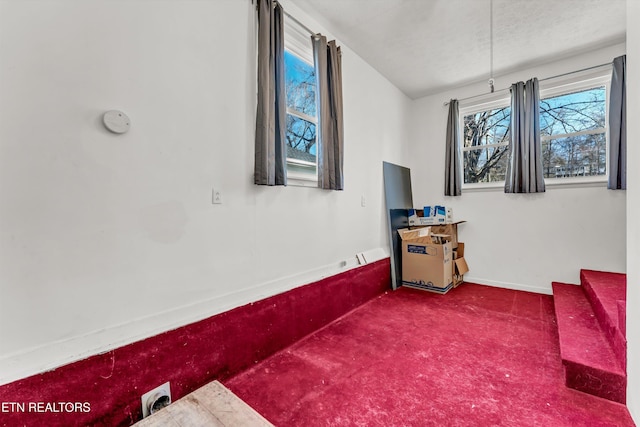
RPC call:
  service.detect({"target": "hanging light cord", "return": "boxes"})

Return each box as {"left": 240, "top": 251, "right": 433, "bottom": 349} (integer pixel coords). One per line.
{"left": 489, "top": 0, "right": 495, "bottom": 93}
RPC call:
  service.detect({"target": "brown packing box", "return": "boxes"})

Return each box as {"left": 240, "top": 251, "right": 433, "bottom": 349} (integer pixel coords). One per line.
{"left": 398, "top": 228, "right": 453, "bottom": 294}
{"left": 424, "top": 221, "right": 466, "bottom": 249}
{"left": 453, "top": 242, "right": 469, "bottom": 287}
{"left": 411, "top": 221, "right": 469, "bottom": 288}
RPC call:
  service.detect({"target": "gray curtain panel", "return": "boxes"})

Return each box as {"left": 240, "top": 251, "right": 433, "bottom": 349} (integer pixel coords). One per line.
{"left": 254, "top": 0, "right": 287, "bottom": 186}
{"left": 505, "top": 78, "right": 545, "bottom": 193}
{"left": 444, "top": 99, "right": 462, "bottom": 196}
{"left": 312, "top": 34, "right": 344, "bottom": 190}
{"left": 608, "top": 55, "right": 626, "bottom": 190}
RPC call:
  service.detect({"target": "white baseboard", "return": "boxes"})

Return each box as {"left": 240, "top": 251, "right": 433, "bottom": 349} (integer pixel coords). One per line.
{"left": 0, "top": 249, "right": 389, "bottom": 386}
{"left": 463, "top": 276, "right": 553, "bottom": 295}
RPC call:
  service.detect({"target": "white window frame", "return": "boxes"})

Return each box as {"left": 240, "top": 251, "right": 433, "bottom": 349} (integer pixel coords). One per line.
{"left": 538, "top": 72, "right": 610, "bottom": 187}
{"left": 459, "top": 95, "right": 511, "bottom": 191}
{"left": 284, "top": 17, "right": 318, "bottom": 186}
{"left": 460, "top": 67, "right": 612, "bottom": 191}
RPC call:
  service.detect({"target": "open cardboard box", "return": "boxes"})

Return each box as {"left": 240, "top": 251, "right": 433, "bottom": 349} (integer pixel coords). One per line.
{"left": 418, "top": 221, "right": 466, "bottom": 249}
{"left": 398, "top": 228, "right": 453, "bottom": 294}
{"left": 398, "top": 227, "right": 469, "bottom": 294}
{"left": 453, "top": 242, "right": 469, "bottom": 287}
{"left": 411, "top": 221, "right": 469, "bottom": 286}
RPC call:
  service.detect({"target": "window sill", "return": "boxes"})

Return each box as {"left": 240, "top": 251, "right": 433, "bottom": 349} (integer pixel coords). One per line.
{"left": 462, "top": 181, "right": 505, "bottom": 192}
{"left": 287, "top": 175, "right": 318, "bottom": 188}
{"left": 545, "top": 177, "right": 608, "bottom": 189}
{"left": 462, "top": 177, "right": 608, "bottom": 192}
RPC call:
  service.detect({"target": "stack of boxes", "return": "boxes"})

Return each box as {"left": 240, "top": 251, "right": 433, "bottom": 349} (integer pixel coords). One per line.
{"left": 398, "top": 206, "right": 468, "bottom": 294}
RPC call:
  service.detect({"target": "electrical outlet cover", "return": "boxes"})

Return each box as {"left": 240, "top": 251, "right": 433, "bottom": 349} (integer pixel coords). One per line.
{"left": 141, "top": 382, "right": 171, "bottom": 418}
{"left": 212, "top": 188, "right": 222, "bottom": 204}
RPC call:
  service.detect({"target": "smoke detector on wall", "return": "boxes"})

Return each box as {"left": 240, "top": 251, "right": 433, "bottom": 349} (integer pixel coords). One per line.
{"left": 102, "top": 110, "right": 131, "bottom": 134}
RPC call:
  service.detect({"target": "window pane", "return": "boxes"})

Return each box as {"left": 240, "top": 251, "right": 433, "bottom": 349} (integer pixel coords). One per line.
{"left": 285, "top": 51, "right": 316, "bottom": 117}
{"left": 542, "top": 133, "right": 606, "bottom": 178}
{"left": 463, "top": 106, "right": 510, "bottom": 184}
{"left": 540, "top": 87, "right": 605, "bottom": 137}
{"left": 464, "top": 145, "right": 510, "bottom": 183}
{"left": 463, "top": 107, "right": 510, "bottom": 148}
{"left": 286, "top": 114, "right": 316, "bottom": 163}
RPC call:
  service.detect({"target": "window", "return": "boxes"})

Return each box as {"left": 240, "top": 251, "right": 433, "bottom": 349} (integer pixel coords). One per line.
{"left": 540, "top": 87, "right": 606, "bottom": 179}
{"left": 284, "top": 18, "right": 317, "bottom": 181}
{"left": 462, "top": 105, "right": 511, "bottom": 184}
{"left": 460, "top": 70, "right": 610, "bottom": 187}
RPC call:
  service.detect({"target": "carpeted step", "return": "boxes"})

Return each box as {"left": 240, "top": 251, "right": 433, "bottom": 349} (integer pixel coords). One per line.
{"left": 618, "top": 300, "right": 626, "bottom": 336}
{"left": 552, "top": 282, "right": 626, "bottom": 404}
{"left": 580, "top": 270, "right": 627, "bottom": 371}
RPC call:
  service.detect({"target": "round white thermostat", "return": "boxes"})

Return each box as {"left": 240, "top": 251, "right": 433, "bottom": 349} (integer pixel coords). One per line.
{"left": 103, "top": 110, "right": 131, "bottom": 134}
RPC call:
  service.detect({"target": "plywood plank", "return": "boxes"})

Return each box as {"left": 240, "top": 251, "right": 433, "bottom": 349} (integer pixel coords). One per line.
{"left": 193, "top": 381, "right": 273, "bottom": 426}
{"left": 134, "top": 406, "right": 180, "bottom": 427}
{"left": 134, "top": 381, "right": 273, "bottom": 427}
{"left": 165, "top": 395, "right": 225, "bottom": 427}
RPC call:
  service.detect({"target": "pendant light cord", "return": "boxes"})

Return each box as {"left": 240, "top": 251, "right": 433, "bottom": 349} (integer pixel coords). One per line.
{"left": 489, "top": 0, "right": 495, "bottom": 93}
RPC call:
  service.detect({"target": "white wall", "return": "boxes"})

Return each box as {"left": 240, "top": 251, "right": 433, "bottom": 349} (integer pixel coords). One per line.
{"left": 0, "top": 0, "right": 411, "bottom": 384}
{"left": 409, "top": 44, "right": 627, "bottom": 294}
{"left": 626, "top": 0, "right": 639, "bottom": 423}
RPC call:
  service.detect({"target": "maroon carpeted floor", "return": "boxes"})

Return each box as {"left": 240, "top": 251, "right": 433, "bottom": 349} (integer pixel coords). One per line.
{"left": 225, "top": 283, "right": 635, "bottom": 426}
{"left": 553, "top": 280, "right": 626, "bottom": 403}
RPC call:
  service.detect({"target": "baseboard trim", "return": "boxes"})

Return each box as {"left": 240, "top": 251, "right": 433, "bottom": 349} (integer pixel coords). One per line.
{"left": 0, "top": 248, "right": 389, "bottom": 386}
{"left": 463, "top": 276, "right": 553, "bottom": 295}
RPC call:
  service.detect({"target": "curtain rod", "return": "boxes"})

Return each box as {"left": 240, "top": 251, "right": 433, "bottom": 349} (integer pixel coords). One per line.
{"left": 252, "top": 0, "right": 317, "bottom": 36}
{"left": 443, "top": 61, "right": 612, "bottom": 106}
{"left": 281, "top": 6, "right": 316, "bottom": 36}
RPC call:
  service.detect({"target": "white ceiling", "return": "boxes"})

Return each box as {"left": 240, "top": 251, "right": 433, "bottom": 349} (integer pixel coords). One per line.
{"left": 292, "top": 0, "right": 626, "bottom": 99}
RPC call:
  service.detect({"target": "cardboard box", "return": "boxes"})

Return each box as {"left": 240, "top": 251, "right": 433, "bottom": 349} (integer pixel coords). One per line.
{"left": 432, "top": 205, "right": 447, "bottom": 221}
{"left": 425, "top": 205, "right": 453, "bottom": 223}
{"left": 400, "top": 221, "right": 470, "bottom": 291}
{"left": 427, "top": 222, "right": 466, "bottom": 250}
{"left": 408, "top": 209, "right": 447, "bottom": 226}
{"left": 453, "top": 242, "right": 469, "bottom": 287}
{"left": 398, "top": 228, "right": 453, "bottom": 294}
{"left": 408, "top": 207, "right": 454, "bottom": 226}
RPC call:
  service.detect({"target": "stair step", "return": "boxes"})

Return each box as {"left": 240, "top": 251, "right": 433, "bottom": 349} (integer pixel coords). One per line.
{"left": 580, "top": 269, "right": 627, "bottom": 370}
{"left": 552, "top": 282, "right": 626, "bottom": 404}
{"left": 618, "top": 300, "right": 626, "bottom": 336}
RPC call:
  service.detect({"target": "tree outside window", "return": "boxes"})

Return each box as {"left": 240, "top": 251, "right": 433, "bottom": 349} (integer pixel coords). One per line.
{"left": 540, "top": 87, "right": 606, "bottom": 179}
{"left": 284, "top": 51, "right": 317, "bottom": 176}
{"left": 463, "top": 106, "right": 510, "bottom": 183}
{"left": 462, "top": 84, "right": 607, "bottom": 184}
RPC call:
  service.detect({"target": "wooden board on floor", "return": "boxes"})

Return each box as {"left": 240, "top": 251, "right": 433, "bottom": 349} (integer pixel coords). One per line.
{"left": 134, "top": 381, "right": 273, "bottom": 427}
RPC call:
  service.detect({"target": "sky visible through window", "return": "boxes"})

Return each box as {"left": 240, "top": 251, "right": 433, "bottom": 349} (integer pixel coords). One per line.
{"left": 540, "top": 87, "right": 605, "bottom": 136}
{"left": 285, "top": 51, "right": 317, "bottom": 158}
{"left": 540, "top": 87, "right": 606, "bottom": 178}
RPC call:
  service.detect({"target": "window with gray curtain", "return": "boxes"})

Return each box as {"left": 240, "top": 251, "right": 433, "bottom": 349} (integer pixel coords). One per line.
{"left": 254, "top": 0, "right": 287, "bottom": 186}
{"left": 608, "top": 55, "right": 626, "bottom": 190}
{"left": 445, "top": 99, "right": 462, "bottom": 196}
{"left": 505, "top": 78, "right": 545, "bottom": 193}
{"left": 461, "top": 72, "right": 610, "bottom": 188}
{"left": 312, "top": 34, "right": 344, "bottom": 191}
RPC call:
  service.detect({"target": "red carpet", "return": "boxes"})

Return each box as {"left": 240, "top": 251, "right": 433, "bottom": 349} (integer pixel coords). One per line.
{"left": 225, "top": 284, "right": 634, "bottom": 426}
{"left": 0, "top": 260, "right": 390, "bottom": 426}
{"left": 552, "top": 270, "right": 627, "bottom": 404}
{"left": 581, "top": 269, "right": 627, "bottom": 371}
